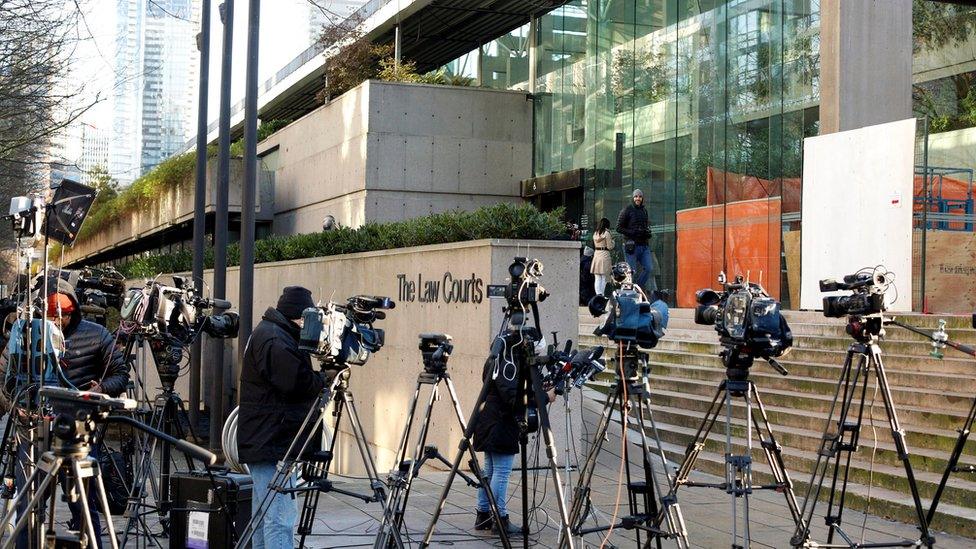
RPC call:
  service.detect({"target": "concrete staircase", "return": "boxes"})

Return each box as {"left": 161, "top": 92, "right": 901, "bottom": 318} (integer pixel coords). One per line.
{"left": 578, "top": 307, "right": 976, "bottom": 539}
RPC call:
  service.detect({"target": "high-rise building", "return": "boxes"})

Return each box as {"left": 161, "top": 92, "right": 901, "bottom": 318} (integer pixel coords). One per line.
{"left": 110, "top": 0, "right": 145, "bottom": 186}
{"left": 141, "top": 0, "right": 198, "bottom": 173}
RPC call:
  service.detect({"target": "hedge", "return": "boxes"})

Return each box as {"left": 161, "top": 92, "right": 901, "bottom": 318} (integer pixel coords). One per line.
{"left": 117, "top": 203, "right": 567, "bottom": 279}
{"left": 77, "top": 120, "right": 292, "bottom": 242}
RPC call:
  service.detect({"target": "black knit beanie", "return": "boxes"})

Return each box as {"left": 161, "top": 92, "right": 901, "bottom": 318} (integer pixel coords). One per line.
{"left": 276, "top": 286, "right": 315, "bottom": 320}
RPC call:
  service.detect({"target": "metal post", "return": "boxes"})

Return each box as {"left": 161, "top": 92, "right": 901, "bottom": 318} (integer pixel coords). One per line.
{"left": 189, "top": 0, "right": 211, "bottom": 430}
{"left": 239, "top": 0, "right": 259, "bottom": 370}
{"left": 211, "top": 0, "right": 234, "bottom": 451}
{"left": 528, "top": 15, "right": 537, "bottom": 94}
{"left": 920, "top": 116, "right": 929, "bottom": 313}
{"left": 394, "top": 23, "right": 402, "bottom": 67}
{"left": 614, "top": 132, "right": 625, "bottom": 190}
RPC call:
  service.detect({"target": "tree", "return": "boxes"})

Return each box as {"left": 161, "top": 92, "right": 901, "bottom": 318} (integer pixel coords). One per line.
{"left": 0, "top": 1, "right": 99, "bottom": 257}
{"left": 911, "top": 1, "right": 976, "bottom": 132}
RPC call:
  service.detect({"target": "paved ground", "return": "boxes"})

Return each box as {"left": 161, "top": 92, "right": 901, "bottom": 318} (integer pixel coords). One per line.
{"left": 12, "top": 388, "right": 976, "bottom": 549}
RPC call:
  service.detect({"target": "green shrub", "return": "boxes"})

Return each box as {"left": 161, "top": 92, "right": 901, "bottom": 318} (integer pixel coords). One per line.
{"left": 116, "top": 203, "right": 566, "bottom": 278}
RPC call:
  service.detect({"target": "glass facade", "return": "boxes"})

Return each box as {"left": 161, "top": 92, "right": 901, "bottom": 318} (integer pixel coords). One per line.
{"left": 911, "top": 2, "right": 976, "bottom": 313}
{"left": 447, "top": 0, "right": 821, "bottom": 307}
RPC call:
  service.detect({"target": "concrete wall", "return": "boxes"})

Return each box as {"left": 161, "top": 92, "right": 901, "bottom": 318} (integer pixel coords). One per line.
{"left": 259, "top": 80, "right": 531, "bottom": 234}
{"left": 820, "top": 0, "right": 913, "bottom": 134}
{"left": 133, "top": 239, "right": 580, "bottom": 474}
{"left": 63, "top": 158, "right": 260, "bottom": 265}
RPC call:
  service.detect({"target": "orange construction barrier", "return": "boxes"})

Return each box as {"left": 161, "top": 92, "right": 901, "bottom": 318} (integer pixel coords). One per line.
{"left": 676, "top": 197, "right": 782, "bottom": 308}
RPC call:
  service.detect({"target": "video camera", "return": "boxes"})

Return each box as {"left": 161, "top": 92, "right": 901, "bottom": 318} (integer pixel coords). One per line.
{"left": 120, "top": 276, "right": 239, "bottom": 385}
{"left": 819, "top": 269, "right": 890, "bottom": 318}
{"left": 695, "top": 273, "right": 792, "bottom": 363}
{"left": 121, "top": 275, "right": 239, "bottom": 341}
{"left": 298, "top": 295, "right": 394, "bottom": 367}
{"left": 587, "top": 262, "right": 667, "bottom": 350}
{"left": 488, "top": 257, "right": 549, "bottom": 309}
{"left": 419, "top": 333, "right": 452, "bottom": 374}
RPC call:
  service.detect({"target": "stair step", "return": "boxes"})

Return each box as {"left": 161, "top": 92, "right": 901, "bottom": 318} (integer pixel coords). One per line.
{"left": 577, "top": 387, "right": 976, "bottom": 539}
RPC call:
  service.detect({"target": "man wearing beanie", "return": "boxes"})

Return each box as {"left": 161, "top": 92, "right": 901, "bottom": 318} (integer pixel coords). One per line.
{"left": 616, "top": 188, "right": 656, "bottom": 291}
{"left": 238, "top": 286, "right": 325, "bottom": 549}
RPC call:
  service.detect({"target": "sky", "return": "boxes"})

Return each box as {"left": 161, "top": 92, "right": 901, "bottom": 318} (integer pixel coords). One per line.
{"left": 64, "top": 0, "right": 355, "bottom": 146}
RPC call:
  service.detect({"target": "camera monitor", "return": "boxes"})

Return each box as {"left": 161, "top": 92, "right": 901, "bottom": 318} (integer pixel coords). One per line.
{"left": 45, "top": 179, "right": 96, "bottom": 245}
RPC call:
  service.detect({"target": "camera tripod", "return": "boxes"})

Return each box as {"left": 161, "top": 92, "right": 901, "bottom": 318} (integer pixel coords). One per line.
{"left": 119, "top": 336, "right": 200, "bottom": 548}
{"left": 561, "top": 342, "right": 687, "bottom": 549}
{"left": 0, "top": 390, "right": 216, "bottom": 549}
{"left": 419, "top": 301, "right": 575, "bottom": 549}
{"left": 791, "top": 316, "right": 934, "bottom": 549}
{"left": 662, "top": 346, "right": 800, "bottom": 549}
{"left": 373, "top": 334, "right": 481, "bottom": 548}
{"left": 235, "top": 366, "right": 395, "bottom": 549}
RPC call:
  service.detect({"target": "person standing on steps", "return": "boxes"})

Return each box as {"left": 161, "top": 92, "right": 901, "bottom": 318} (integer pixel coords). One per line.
{"left": 616, "top": 189, "right": 656, "bottom": 292}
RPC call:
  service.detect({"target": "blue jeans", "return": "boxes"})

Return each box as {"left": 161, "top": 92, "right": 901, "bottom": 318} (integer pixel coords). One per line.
{"left": 476, "top": 452, "right": 515, "bottom": 517}
{"left": 625, "top": 244, "right": 655, "bottom": 291}
{"left": 247, "top": 461, "right": 297, "bottom": 549}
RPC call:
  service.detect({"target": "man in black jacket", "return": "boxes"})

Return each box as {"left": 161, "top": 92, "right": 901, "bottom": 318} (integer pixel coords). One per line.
{"left": 238, "top": 286, "right": 324, "bottom": 549}
{"left": 616, "top": 188, "right": 656, "bottom": 291}
{"left": 6, "top": 279, "right": 128, "bottom": 548}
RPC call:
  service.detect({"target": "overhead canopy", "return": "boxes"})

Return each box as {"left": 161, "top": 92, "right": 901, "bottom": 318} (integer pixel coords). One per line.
{"left": 373, "top": 0, "right": 570, "bottom": 73}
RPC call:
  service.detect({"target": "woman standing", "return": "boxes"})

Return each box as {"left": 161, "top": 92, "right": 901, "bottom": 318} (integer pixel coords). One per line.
{"left": 591, "top": 218, "right": 614, "bottom": 295}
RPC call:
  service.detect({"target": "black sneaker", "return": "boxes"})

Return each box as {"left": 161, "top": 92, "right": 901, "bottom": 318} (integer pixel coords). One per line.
{"left": 474, "top": 510, "right": 492, "bottom": 531}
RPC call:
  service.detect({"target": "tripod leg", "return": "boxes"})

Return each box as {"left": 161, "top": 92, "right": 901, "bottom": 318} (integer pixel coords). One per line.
{"left": 564, "top": 386, "right": 618, "bottom": 546}
{"left": 375, "top": 379, "right": 427, "bottom": 549}
{"left": 635, "top": 391, "right": 688, "bottom": 549}
{"left": 630, "top": 391, "right": 661, "bottom": 549}
{"left": 392, "top": 382, "right": 440, "bottom": 545}
{"left": 71, "top": 460, "right": 101, "bottom": 549}
{"left": 527, "top": 363, "right": 575, "bottom": 549}
{"left": 790, "top": 347, "right": 863, "bottom": 547}
{"left": 297, "top": 393, "right": 346, "bottom": 549}
{"left": 747, "top": 384, "right": 800, "bottom": 527}
{"left": 928, "top": 394, "right": 976, "bottom": 525}
{"left": 419, "top": 376, "right": 512, "bottom": 549}
{"left": 236, "top": 384, "right": 334, "bottom": 549}
{"left": 87, "top": 459, "right": 121, "bottom": 549}
{"left": 870, "top": 349, "right": 934, "bottom": 547}
{"left": 1, "top": 459, "right": 57, "bottom": 549}
{"left": 342, "top": 390, "right": 386, "bottom": 498}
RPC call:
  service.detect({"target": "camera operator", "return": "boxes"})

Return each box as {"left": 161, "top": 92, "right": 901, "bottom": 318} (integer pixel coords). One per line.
{"left": 238, "top": 286, "right": 325, "bottom": 549}
{"left": 0, "top": 278, "right": 128, "bottom": 548}
{"left": 616, "top": 189, "right": 656, "bottom": 291}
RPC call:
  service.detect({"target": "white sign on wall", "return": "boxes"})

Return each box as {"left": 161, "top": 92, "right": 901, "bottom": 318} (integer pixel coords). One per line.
{"left": 800, "top": 118, "right": 916, "bottom": 311}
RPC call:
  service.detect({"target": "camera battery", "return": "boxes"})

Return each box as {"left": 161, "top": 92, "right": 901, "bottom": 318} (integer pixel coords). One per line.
{"left": 169, "top": 470, "right": 252, "bottom": 549}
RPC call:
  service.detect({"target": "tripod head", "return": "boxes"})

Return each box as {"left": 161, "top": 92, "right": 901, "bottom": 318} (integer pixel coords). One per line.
{"left": 42, "top": 387, "right": 136, "bottom": 457}
{"left": 720, "top": 343, "right": 789, "bottom": 386}
{"left": 419, "top": 333, "right": 452, "bottom": 374}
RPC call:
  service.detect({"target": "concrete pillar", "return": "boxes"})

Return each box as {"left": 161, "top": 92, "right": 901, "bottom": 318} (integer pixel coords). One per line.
{"left": 819, "top": 0, "right": 913, "bottom": 134}
{"left": 528, "top": 15, "right": 538, "bottom": 94}
{"left": 476, "top": 44, "right": 483, "bottom": 87}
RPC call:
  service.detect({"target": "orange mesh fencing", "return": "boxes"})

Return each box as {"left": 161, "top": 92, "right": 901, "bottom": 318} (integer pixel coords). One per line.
{"left": 676, "top": 197, "right": 782, "bottom": 307}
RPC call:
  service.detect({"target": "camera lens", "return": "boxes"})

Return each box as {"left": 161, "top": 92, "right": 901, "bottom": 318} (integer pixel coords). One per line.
{"left": 509, "top": 261, "right": 525, "bottom": 279}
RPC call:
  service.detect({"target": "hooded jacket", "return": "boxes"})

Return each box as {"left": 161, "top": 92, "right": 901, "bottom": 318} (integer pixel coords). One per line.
{"left": 53, "top": 278, "right": 129, "bottom": 396}
{"left": 237, "top": 306, "right": 326, "bottom": 463}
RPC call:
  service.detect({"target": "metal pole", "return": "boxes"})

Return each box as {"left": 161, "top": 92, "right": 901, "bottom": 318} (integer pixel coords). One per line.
{"left": 211, "top": 0, "right": 234, "bottom": 451}
{"left": 239, "top": 0, "right": 259, "bottom": 372}
{"left": 920, "top": 116, "right": 929, "bottom": 313}
{"left": 189, "top": 0, "right": 212, "bottom": 430}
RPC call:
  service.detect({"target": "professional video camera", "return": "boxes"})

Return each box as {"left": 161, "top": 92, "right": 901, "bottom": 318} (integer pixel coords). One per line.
{"left": 587, "top": 262, "right": 667, "bottom": 350}
{"left": 120, "top": 275, "right": 239, "bottom": 384}
{"left": 695, "top": 272, "right": 792, "bottom": 362}
{"left": 298, "top": 295, "right": 394, "bottom": 367}
{"left": 488, "top": 257, "right": 549, "bottom": 315}
{"left": 819, "top": 268, "right": 891, "bottom": 318}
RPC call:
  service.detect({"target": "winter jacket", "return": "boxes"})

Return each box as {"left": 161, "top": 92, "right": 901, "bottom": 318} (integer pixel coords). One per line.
{"left": 238, "top": 306, "right": 325, "bottom": 463}
{"left": 55, "top": 278, "right": 128, "bottom": 396}
{"left": 616, "top": 204, "right": 650, "bottom": 245}
{"left": 472, "top": 333, "right": 523, "bottom": 455}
